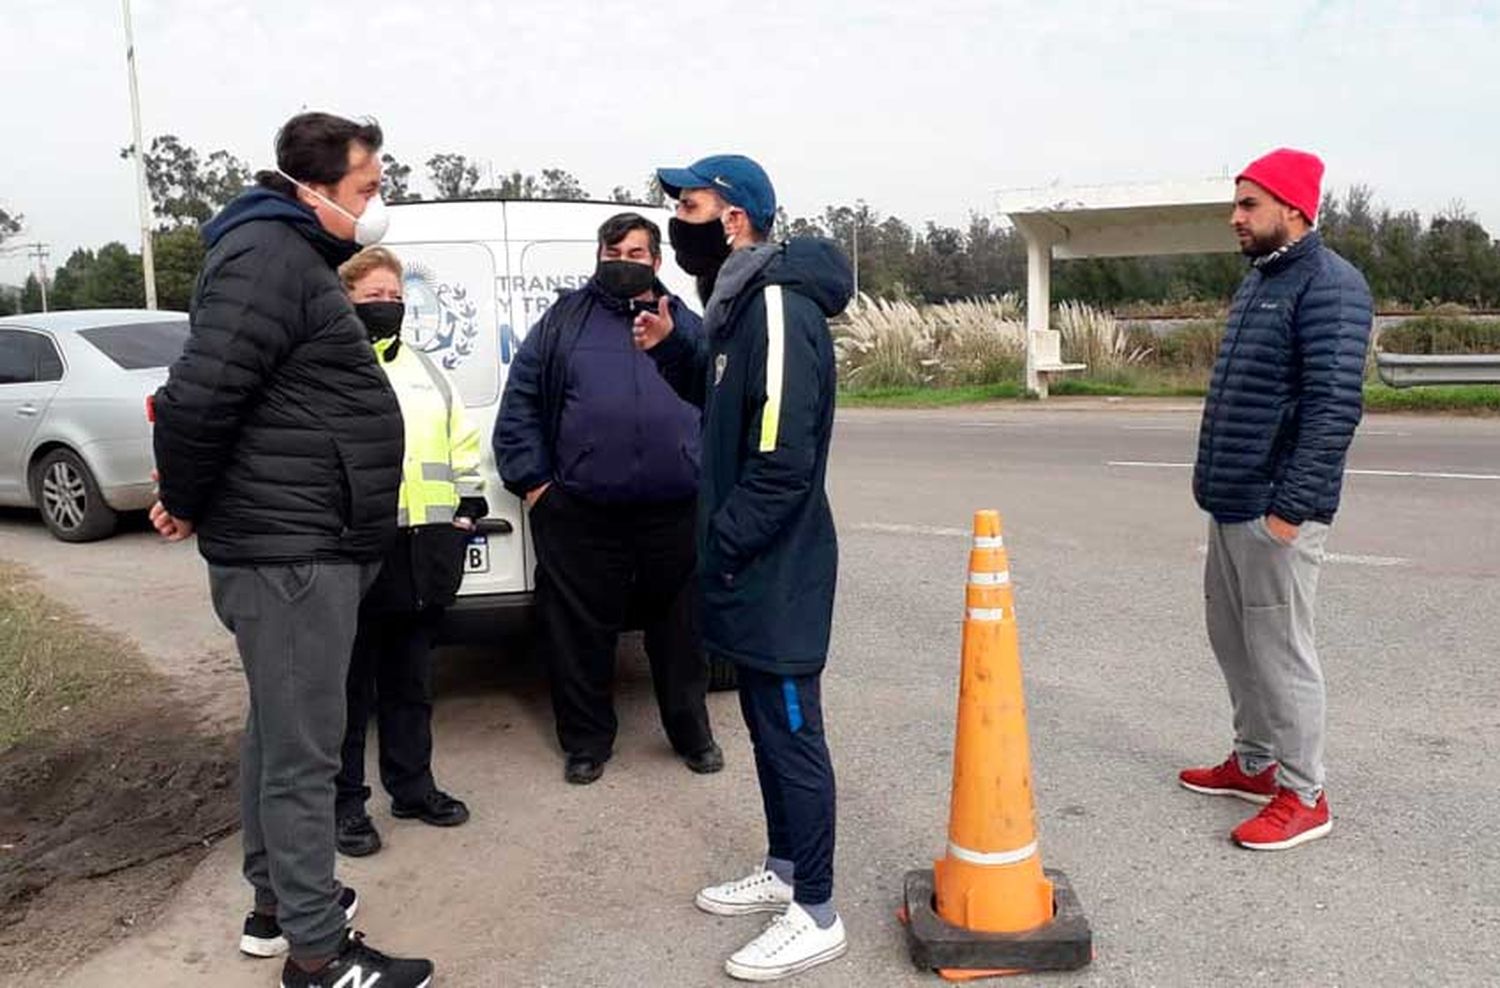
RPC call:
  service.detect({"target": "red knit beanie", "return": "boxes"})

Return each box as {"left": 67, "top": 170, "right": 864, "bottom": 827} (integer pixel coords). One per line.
{"left": 1237, "top": 148, "right": 1324, "bottom": 223}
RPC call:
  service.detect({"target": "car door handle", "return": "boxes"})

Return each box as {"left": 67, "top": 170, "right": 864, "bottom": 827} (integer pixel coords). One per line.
{"left": 16, "top": 404, "right": 38, "bottom": 417}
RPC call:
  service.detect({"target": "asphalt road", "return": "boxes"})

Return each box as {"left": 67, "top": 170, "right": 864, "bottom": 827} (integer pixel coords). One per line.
{"left": 5, "top": 398, "right": 1497, "bottom": 987}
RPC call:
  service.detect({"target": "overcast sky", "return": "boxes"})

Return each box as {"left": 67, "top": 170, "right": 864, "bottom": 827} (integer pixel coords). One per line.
{"left": 3, "top": 0, "right": 1498, "bottom": 286}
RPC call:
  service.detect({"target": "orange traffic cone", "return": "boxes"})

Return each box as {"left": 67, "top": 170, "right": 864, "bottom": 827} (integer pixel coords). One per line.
{"left": 901, "top": 510, "right": 1091, "bottom": 979}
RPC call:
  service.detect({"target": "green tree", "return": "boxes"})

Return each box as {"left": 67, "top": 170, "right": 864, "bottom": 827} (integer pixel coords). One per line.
{"left": 609, "top": 185, "right": 636, "bottom": 204}
{"left": 494, "top": 170, "right": 539, "bottom": 199}
{"left": 1421, "top": 209, "right": 1499, "bottom": 306}
{"left": 380, "top": 153, "right": 420, "bottom": 202}
{"left": 123, "top": 135, "right": 251, "bottom": 228}
{"left": 539, "top": 168, "right": 588, "bottom": 200}
{"left": 48, "top": 244, "right": 145, "bottom": 309}
{"left": 0, "top": 206, "right": 20, "bottom": 246}
{"left": 427, "top": 153, "right": 480, "bottom": 199}
{"left": 21, "top": 274, "right": 44, "bottom": 313}
{"left": 153, "top": 226, "right": 206, "bottom": 311}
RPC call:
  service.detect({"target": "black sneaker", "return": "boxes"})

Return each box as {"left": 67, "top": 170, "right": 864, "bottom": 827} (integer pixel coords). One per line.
{"left": 391, "top": 789, "right": 470, "bottom": 827}
{"left": 683, "top": 741, "right": 725, "bottom": 775}
{"left": 564, "top": 755, "right": 605, "bottom": 785}
{"left": 280, "top": 931, "right": 433, "bottom": 988}
{"left": 337, "top": 811, "right": 383, "bottom": 857}
{"left": 240, "top": 886, "right": 359, "bottom": 958}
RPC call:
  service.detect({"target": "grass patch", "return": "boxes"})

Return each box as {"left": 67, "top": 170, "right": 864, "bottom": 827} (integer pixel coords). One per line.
{"left": 0, "top": 563, "right": 144, "bottom": 751}
{"left": 837, "top": 382, "right": 1024, "bottom": 407}
{"left": 1050, "top": 377, "right": 1208, "bottom": 398}
{"left": 1363, "top": 383, "right": 1500, "bottom": 414}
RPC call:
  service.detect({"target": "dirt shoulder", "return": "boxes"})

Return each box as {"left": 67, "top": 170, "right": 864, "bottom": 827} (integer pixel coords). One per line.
{"left": 0, "top": 560, "right": 239, "bottom": 980}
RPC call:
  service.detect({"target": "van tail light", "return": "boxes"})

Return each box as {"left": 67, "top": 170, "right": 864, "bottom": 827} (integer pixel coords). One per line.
{"left": 145, "top": 394, "right": 156, "bottom": 423}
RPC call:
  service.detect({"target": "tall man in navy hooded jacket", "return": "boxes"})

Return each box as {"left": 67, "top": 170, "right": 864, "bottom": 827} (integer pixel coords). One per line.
{"left": 1179, "top": 148, "right": 1373, "bottom": 854}
{"left": 634, "top": 155, "right": 853, "bottom": 982}
{"left": 495, "top": 213, "right": 720, "bottom": 786}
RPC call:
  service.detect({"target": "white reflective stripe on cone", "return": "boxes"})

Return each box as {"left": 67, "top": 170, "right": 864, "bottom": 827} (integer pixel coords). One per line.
{"left": 973, "top": 535, "right": 1004, "bottom": 549}
{"left": 967, "top": 570, "right": 1010, "bottom": 586}
{"left": 967, "top": 607, "right": 1004, "bottom": 622}
{"left": 947, "top": 840, "right": 1038, "bottom": 867}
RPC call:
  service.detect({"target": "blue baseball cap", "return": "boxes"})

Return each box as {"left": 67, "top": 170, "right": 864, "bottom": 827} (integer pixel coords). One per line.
{"left": 656, "top": 154, "right": 776, "bottom": 233}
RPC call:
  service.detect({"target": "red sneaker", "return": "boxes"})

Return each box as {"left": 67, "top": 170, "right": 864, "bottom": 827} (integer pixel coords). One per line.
{"left": 1178, "top": 754, "right": 1278, "bottom": 804}
{"left": 1232, "top": 788, "right": 1332, "bottom": 851}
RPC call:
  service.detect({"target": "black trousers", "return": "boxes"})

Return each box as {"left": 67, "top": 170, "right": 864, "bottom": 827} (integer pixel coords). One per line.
{"left": 336, "top": 606, "right": 442, "bottom": 816}
{"left": 738, "top": 667, "right": 836, "bottom": 905}
{"left": 530, "top": 486, "right": 713, "bottom": 762}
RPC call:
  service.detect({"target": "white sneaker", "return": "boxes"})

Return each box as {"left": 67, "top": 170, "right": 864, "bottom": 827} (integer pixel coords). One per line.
{"left": 695, "top": 866, "right": 794, "bottom": 916}
{"left": 725, "top": 902, "right": 847, "bottom": 982}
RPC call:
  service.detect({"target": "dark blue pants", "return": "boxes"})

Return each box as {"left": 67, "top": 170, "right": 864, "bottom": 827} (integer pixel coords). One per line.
{"left": 737, "top": 666, "right": 837, "bottom": 905}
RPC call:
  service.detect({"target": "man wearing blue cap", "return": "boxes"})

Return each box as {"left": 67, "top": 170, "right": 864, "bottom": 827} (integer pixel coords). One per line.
{"left": 633, "top": 154, "right": 854, "bottom": 982}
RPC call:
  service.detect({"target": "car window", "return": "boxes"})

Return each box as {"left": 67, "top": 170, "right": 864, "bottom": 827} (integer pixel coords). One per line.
{"left": 0, "top": 330, "right": 63, "bottom": 385}
{"left": 77, "top": 321, "right": 189, "bottom": 370}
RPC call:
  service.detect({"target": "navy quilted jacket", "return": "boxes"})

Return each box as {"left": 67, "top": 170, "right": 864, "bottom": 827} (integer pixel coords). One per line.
{"left": 1193, "top": 231, "right": 1374, "bottom": 525}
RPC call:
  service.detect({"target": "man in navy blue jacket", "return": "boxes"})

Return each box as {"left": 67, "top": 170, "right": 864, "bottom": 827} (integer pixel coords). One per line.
{"left": 1180, "top": 148, "right": 1373, "bottom": 852}
{"left": 634, "top": 155, "right": 853, "bottom": 982}
{"left": 495, "top": 213, "right": 720, "bottom": 786}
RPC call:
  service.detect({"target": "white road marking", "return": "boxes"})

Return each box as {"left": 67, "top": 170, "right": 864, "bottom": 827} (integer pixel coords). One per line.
{"left": 1108, "top": 461, "right": 1500, "bottom": 481}
{"left": 1195, "top": 545, "right": 1409, "bottom": 567}
{"left": 854, "top": 521, "right": 1408, "bottom": 567}
{"left": 849, "top": 522, "right": 970, "bottom": 539}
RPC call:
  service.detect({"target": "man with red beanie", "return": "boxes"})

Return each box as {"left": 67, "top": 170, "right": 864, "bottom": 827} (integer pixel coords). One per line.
{"left": 1181, "top": 148, "right": 1373, "bottom": 851}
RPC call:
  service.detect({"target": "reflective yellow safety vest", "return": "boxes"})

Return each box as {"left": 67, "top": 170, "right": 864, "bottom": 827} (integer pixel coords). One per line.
{"left": 373, "top": 336, "right": 484, "bottom": 527}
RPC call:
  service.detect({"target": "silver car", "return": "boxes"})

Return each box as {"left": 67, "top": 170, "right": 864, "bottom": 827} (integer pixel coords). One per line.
{"left": 0, "top": 309, "right": 188, "bottom": 541}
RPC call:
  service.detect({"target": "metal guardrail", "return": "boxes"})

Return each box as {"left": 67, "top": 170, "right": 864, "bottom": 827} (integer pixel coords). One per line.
{"left": 1375, "top": 353, "right": 1500, "bottom": 388}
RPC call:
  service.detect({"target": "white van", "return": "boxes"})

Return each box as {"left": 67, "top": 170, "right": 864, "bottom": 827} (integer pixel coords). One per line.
{"left": 382, "top": 198, "right": 701, "bottom": 642}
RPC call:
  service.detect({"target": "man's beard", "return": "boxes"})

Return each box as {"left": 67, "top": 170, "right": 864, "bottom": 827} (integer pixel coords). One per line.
{"left": 1241, "top": 220, "right": 1291, "bottom": 258}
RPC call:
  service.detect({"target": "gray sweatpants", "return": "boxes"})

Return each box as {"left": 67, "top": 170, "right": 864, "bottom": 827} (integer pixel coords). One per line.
{"left": 209, "top": 561, "right": 376, "bottom": 961}
{"left": 1204, "top": 517, "right": 1330, "bottom": 799}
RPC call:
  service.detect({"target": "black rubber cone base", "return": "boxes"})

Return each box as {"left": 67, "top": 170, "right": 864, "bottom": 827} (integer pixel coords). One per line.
{"left": 902, "top": 868, "right": 1092, "bottom": 976}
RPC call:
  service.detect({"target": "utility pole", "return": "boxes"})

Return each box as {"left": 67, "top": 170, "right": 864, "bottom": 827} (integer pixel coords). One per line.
{"left": 122, "top": 0, "right": 157, "bottom": 309}
{"left": 851, "top": 218, "right": 860, "bottom": 300}
{"left": 26, "top": 243, "right": 50, "bottom": 313}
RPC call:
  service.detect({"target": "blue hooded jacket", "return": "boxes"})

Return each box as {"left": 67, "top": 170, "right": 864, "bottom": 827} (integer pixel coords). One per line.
{"left": 649, "top": 238, "right": 854, "bottom": 675}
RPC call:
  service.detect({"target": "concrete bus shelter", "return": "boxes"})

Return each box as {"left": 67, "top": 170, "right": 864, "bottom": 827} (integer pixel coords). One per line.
{"left": 998, "top": 179, "right": 1240, "bottom": 397}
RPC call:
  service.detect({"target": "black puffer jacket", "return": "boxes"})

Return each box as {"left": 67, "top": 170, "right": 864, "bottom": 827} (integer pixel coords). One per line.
{"left": 153, "top": 188, "right": 404, "bottom": 565}
{"left": 1193, "top": 231, "right": 1373, "bottom": 525}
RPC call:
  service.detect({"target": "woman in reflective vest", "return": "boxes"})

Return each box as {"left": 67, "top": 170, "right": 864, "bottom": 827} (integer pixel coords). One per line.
{"left": 332, "top": 247, "right": 487, "bottom": 857}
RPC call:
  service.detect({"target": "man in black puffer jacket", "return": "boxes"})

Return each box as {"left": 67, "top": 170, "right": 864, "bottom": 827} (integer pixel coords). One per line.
{"left": 151, "top": 113, "right": 432, "bottom": 988}
{"left": 1180, "top": 148, "right": 1373, "bottom": 855}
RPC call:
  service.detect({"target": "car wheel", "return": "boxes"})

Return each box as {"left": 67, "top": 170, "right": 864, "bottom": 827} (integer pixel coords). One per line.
{"left": 706, "top": 653, "right": 739, "bottom": 692}
{"left": 31, "top": 448, "right": 118, "bottom": 543}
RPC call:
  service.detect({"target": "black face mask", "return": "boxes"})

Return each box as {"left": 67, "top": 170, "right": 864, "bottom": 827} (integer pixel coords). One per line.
{"left": 354, "top": 300, "right": 405, "bottom": 341}
{"left": 594, "top": 260, "right": 657, "bottom": 300}
{"left": 669, "top": 216, "right": 732, "bottom": 277}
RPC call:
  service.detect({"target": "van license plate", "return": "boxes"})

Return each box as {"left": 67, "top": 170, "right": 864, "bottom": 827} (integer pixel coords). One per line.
{"left": 465, "top": 535, "right": 490, "bottom": 574}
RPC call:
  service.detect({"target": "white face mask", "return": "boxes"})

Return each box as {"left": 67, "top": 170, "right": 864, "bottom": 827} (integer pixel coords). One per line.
{"left": 277, "top": 169, "right": 389, "bottom": 246}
